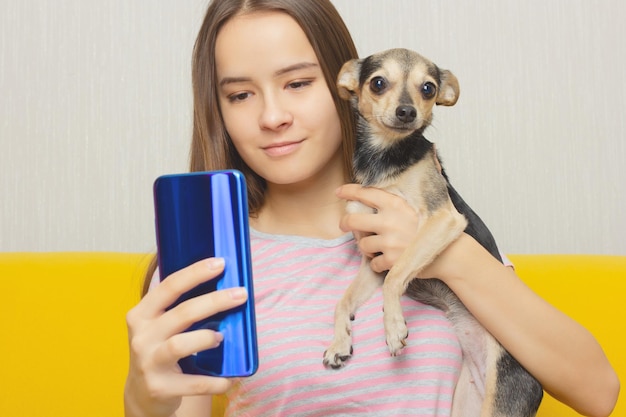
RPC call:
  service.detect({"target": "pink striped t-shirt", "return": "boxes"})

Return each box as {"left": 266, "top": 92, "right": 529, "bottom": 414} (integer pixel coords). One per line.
{"left": 224, "top": 230, "right": 462, "bottom": 417}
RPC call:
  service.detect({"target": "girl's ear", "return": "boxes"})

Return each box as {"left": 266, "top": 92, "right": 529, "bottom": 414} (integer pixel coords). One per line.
{"left": 336, "top": 59, "right": 362, "bottom": 100}
{"left": 436, "top": 69, "right": 460, "bottom": 106}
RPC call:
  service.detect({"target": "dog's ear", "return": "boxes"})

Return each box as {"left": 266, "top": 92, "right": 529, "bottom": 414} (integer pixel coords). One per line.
{"left": 436, "top": 69, "right": 460, "bottom": 106}
{"left": 336, "top": 59, "right": 362, "bottom": 100}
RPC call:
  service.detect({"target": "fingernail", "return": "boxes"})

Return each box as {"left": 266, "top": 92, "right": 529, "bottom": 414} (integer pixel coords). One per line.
{"left": 215, "top": 332, "right": 224, "bottom": 344}
{"left": 229, "top": 287, "right": 248, "bottom": 300}
{"left": 207, "top": 257, "right": 225, "bottom": 269}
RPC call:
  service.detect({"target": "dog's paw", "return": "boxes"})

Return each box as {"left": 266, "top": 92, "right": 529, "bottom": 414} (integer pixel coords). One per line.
{"left": 384, "top": 314, "right": 409, "bottom": 356}
{"left": 323, "top": 341, "right": 354, "bottom": 369}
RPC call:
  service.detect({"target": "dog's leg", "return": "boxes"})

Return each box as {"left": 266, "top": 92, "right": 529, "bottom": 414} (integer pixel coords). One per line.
{"left": 450, "top": 313, "right": 502, "bottom": 417}
{"left": 323, "top": 257, "right": 384, "bottom": 368}
{"left": 478, "top": 335, "right": 503, "bottom": 417}
{"left": 383, "top": 206, "right": 467, "bottom": 355}
{"left": 407, "top": 278, "right": 498, "bottom": 416}
{"left": 452, "top": 362, "right": 484, "bottom": 417}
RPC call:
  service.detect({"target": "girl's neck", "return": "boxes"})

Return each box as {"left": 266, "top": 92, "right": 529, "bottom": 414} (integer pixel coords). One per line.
{"left": 250, "top": 174, "right": 347, "bottom": 240}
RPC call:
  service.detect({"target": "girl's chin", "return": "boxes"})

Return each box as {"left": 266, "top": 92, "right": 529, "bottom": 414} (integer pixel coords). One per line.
{"left": 260, "top": 165, "right": 324, "bottom": 186}
{"left": 248, "top": 149, "right": 344, "bottom": 187}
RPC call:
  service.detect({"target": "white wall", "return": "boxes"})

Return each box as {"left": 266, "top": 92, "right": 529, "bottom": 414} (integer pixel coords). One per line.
{"left": 1, "top": 0, "right": 625, "bottom": 255}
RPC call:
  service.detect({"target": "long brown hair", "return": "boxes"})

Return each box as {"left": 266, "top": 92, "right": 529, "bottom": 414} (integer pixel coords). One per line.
{"left": 144, "top": 0, "right": 359, "bottom": 292}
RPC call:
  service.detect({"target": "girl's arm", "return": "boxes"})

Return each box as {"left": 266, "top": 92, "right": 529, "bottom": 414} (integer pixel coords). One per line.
{"left": 426, "top": 234, "right": 619, "bottom": 417}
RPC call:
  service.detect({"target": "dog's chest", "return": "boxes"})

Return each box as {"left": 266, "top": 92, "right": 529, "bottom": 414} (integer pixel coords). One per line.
{"left": 372, "top": 156, "right": 449, "bottom": 215}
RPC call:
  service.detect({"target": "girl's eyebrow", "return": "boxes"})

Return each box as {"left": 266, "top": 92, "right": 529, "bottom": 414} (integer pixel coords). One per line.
{"left": 219, "top": 76, "right": 251, "bottom": 87}
{"left": 219, "top": 62, "right": 319, "bottom": 87}
{"left": 274, "top": 61, "right": 319, "bottom": 77}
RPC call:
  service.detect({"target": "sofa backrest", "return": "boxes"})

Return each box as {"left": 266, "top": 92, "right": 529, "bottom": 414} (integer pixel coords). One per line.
{"left": 0, "top": 252, "right": 150, "bottom": 416}
{"left": 0, "top": 253, "right": 623, "bottom": 416}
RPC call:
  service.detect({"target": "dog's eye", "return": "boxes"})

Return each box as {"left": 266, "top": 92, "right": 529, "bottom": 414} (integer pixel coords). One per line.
{"left": 369, "top": 77, "right": 388, "bottom": 94}
{"left": 421, "top": 82, "right": 437, "bottom": 99}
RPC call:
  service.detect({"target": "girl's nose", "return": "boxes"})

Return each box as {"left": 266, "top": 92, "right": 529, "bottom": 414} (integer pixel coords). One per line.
{"left": 259, "top": 94, "right": 293, "bottom": 131}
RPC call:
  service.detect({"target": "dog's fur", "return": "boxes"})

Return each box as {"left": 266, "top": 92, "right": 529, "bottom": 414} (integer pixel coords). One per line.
{"left": 322, "top": 48, "right": 543, "bottom": 417}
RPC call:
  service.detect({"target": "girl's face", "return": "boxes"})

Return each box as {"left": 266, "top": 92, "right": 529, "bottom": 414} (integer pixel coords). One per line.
{"left": 215, "top": 12, "right": 344, "bottom": 188}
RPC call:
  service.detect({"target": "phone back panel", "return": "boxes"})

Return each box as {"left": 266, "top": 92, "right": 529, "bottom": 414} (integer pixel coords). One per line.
{"left": 153, "top": 170, "right": 258, "bottom": 377}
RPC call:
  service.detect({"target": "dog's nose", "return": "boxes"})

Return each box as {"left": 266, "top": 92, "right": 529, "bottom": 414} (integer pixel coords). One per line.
{"left": 396, "top": 106, "right": 417, "bottom": 123}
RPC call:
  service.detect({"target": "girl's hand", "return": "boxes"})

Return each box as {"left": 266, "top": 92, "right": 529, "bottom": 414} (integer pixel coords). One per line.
{"left": 336, "top": 184, "right": 421, "bottom": 273}
{"left": 124, "top": 258, "right": 248, "bottom": 417}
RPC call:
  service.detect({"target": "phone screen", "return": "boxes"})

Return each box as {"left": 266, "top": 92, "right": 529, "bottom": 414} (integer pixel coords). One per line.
{"left": 153, "top": 170, "right": 258, "bottom": 377}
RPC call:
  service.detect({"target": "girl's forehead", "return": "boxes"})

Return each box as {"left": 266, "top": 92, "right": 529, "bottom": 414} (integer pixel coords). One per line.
{"left": 217, "top": 12, "right": 310, "bottom": 55}
{"left": 215, "top": 12, "right": 318, "bottom": 78}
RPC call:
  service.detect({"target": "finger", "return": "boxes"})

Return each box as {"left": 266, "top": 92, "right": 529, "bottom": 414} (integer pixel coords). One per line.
{"left": 335, "top": 183, "right": 361, "bottom": 199}
{"left": 359, "top": 231, "right": 411, "bottom": 273}
{"left": 149, "top": 372, "right": 233, "bottom": 399}
{"left": 356, "top": 234, "right": 384, "bottom": 258}
{"left": 336, "top": 184, "right": 385, "bottom": 210}
{"left": 339, "top": 184, "right": 413, "bottom": 214}
{"left": 157, "top": 286, "right": 248, "bottom": 339}
{"left": 153, "top": 329, "right": 224, "bottom": 367}
{"left": 139, "top": 258, "right": 226, "bottom": 319}
{"left": 341, "top": 208, "right": 410, "bottom": 238}
{"left": 339, "top": 212, "right": 378, "bottom": 234}
{"left": 172, "top": 374, "right": 233, "bottom": 397}
{"left": 339, "top": 182, "right": 421, "bottom": 217}
{"left": 370, "top": 253, "right": 393, "bottom": 274}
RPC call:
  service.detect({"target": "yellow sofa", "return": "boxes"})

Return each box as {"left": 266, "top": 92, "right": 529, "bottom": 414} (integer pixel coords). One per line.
{"left": 0, "top": 252, "right": 623, "bottom": 417}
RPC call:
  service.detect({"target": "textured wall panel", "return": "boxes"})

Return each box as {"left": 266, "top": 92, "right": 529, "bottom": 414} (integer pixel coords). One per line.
{"left": 1, "top": 0, "right": 624, "bottom": 254}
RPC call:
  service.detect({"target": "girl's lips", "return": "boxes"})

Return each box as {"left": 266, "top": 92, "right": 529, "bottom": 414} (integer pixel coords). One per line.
{"left": 262, "top": 140, "right": 304, "bottom": 157}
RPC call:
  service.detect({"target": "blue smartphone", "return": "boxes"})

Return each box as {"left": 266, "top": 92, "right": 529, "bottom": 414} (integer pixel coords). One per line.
{"left": 153, "top": 169, "right": 258, "bottom": 377}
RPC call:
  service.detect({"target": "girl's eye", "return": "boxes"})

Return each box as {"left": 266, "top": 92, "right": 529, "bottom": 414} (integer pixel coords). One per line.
{"left": 287, "top": 80, "right": 313, "bottom": 90}
{"left": 228, "top": 92, "right": 251, "bottom": 103}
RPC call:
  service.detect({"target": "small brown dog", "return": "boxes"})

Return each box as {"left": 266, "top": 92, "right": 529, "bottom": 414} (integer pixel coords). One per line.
{"left": 323, "top": 48, "right": 543, "bottom": 417}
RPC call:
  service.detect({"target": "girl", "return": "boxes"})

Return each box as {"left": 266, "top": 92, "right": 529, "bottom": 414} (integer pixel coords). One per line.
{"left": 124, "top": 1, "right": 619, "bottom": 416}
